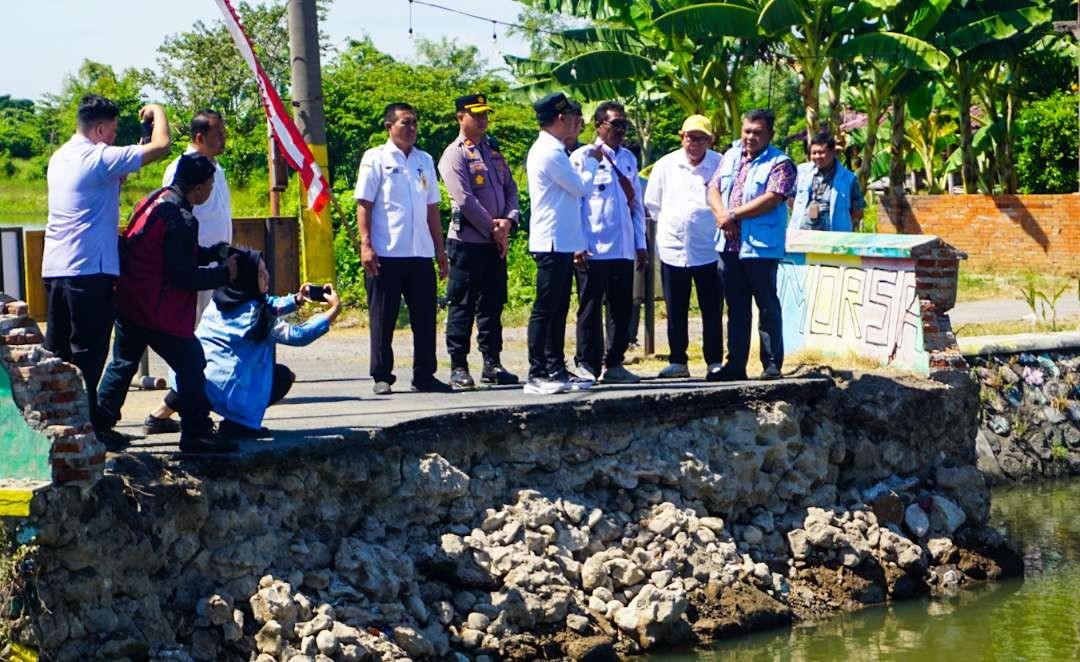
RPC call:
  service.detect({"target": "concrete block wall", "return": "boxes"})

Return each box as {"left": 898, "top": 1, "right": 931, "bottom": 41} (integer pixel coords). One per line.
{"left": 0, "top": 298, "right": 104, "bottom": 486}
{"left": 878, "top": 194, "right": 1080, "bottom": 274}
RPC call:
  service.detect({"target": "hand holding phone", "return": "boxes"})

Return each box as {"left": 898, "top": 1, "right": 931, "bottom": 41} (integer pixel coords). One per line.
{"left": 307, "top": 284, "right": 327, "bottom": 302}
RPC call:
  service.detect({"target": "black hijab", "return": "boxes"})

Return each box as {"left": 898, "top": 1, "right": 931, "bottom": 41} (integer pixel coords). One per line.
{"left": 212, "top": 249, "right": 275, "bottom": 341}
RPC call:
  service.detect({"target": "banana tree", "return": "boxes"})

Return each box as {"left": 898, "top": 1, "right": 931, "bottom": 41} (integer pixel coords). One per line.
{"left": 905, "top": 80, "right": 959, "bottom": 193}
{"left": 930, "top": 2, "right": 1055, "bottom": 192}
{"left": 831, "top": 0, "right": 952, "bottom": 193}
{"left": 510, "top": 0, "right": 764, "bottom": 149}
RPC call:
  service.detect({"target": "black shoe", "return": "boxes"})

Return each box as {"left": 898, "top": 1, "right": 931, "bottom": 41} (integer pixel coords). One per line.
{"left": 217, "top": 419, "right": 270, "bottom": 439}
{"left": 142, "top": 415, "right": 180, "bottom": 435}
{"left": 450, "top": 366, "right": 476, "bottom": 390}
{"left": 481, "top": 363, "right": 519, "bottom": 385}
{"left": 96, "top": 428, "right": 132, "bottom": 452}
{"left": 761, "top": 365, "right": 782, "bottom": 380}
{"left": 179, "top": 434, "right": 238, "bottom": 455}
{"left": 713, "top": 365, "right": 748, "bottom": 382}
{"left": 411, "top": 377, "right": 454, "bottom": 393}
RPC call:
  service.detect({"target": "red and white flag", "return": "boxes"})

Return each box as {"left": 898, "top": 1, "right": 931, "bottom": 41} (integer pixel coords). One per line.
{"left": 213, "top": 0, "right": 329, "bottom": 213}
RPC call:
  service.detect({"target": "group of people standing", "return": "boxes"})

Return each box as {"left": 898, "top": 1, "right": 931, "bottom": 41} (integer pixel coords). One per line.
{"left": 42, "top": 89, "right": 866, "bottom": 453}
{"left": 357, "top": 91, "right": 865, "bottom": 397}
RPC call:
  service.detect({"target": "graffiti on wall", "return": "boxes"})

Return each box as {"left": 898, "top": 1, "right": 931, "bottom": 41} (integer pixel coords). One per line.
{"left": 779, "top": 254, "right": 927, "bottom": 373}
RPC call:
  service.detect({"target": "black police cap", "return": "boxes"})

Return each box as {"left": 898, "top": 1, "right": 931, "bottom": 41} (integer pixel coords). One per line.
{"left": 172, "top": 153, "right": 216, "bottom": 189}
{"left": 455, "top": 94, "right": 494, "bottom": 114}
{"left": 533, "top": 92, "right": 579, "bottom": 120}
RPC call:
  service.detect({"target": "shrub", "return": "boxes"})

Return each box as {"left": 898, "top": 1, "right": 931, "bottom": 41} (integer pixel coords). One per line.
{"left": 1015, "top": 93, "right": 1079, "bottom": 194}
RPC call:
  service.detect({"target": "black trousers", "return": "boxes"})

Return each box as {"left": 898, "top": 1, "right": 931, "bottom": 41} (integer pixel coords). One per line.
{"left": 526, "top": 252, "right": 574, "bottom": 379}
{"left": 44, "top": 274, "right": 115, "bottom": 420}
{"left": 165, "top": 363, "right": 295, "bottom": 414}
{"left": 606, "top": 261, "right": 644, "bottom": 347}
{"left": 96, "top": 316, "right": 213, "bottom": 437}
{"left": 576, "top": 258, "right": 634, "bottom": 374}
{"left": 719, "top": 253, "right": 783, "bottom": 373}
{"left": 445, "top": 239, "right": 507, "bottom": 369}
{"left": 660, "top": 261, "right": 723, "bottom": 366}
{"left": 365, "top": 256, "right": 437, "bottom": 384}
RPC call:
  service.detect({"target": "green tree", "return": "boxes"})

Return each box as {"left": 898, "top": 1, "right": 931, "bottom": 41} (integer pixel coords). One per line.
{"left": 414, "top": 37, "right": 491, "bottom": 84}
{"left": 1015, "top": 92, "right": 1079, "bottom": 193}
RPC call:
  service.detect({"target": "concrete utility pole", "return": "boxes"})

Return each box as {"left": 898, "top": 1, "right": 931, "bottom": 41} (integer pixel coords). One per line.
{"left": 287, "top": 0, "right": 335, "bottom": 283}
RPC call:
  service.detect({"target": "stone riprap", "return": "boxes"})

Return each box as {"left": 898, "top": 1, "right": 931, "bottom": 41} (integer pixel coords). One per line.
{"left": 3, "top": 370, "right": 1019, "bottom": 661}
{"left": 966, "top": 340, "right": 1080, "bottom": 482}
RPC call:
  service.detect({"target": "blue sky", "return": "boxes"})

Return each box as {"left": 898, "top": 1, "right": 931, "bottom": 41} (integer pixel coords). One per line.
{"left": 2, "top": 0, "right": 530, "bottom": 100}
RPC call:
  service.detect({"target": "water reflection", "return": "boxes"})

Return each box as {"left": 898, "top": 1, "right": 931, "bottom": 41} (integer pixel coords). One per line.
{"left": 650, "top": 479, "right": 1080, "bottom": 661}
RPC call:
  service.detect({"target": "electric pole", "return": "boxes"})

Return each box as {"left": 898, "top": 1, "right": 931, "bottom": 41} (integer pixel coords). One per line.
{"left": 287, "top": 0, "right": 335, "bottom": 283}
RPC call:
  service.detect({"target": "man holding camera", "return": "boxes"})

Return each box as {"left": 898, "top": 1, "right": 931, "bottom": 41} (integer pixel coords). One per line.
{"left": 162, "top": 110, "right": 233, "bottom": 323}
{"left": 43, "top": 94, "right": 172, "bottom": 436}
{"left": 437, "top": 94, "right": 520, "bottom": 390}
{"left": 94, "top": 154, "right": 239, "bottom": 454}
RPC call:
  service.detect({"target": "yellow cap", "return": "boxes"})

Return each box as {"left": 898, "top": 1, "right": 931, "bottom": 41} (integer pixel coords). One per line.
{"left": 680, "top": 114, "right": 713, "bottom": 137}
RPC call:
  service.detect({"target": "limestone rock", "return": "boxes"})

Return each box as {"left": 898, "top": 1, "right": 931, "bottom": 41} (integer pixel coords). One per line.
{"left": 903, "top": 503, "right": 929, "bottom": 538}
{"left": 929, "top": 496, "right": 966, "bottom": 535}
{"left": 249, "top": 580, "right": 297, "bottom": 631}
{"left": 393, "top": 625, "right": 435, "bottom": 658}
{"left": 315, "top": 629, "right": 339, "bottom": 656}
{"left": 255, "top": 620, "right": 283, "bottom": 656}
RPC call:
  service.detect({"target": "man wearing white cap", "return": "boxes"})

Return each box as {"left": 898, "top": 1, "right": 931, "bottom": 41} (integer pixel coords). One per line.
{"left": 643, "top": 115, "right": 725, "bottom": 379}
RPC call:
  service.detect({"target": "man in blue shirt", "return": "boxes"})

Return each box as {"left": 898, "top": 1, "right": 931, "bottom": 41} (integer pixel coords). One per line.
{"left": 707, "top": 109, "right": 796, "bottom": 381}
{"left": 790, "top": 131, "right": 865, "bottom": 232}
{"left": 43, "top": 94, "right": 171, "bottom": 434}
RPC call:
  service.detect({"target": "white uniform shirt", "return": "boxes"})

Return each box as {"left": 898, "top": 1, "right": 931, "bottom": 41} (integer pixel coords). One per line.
{"left": 644, "top": 148, "right": 721, "bottom": 268}
{"left": 526, "top": 130, "right": 598, "bottom": 253}
{"left": 163, "top": 146, "right": 233, "bottom": 247}
{"left": 570, "top": 140, "right": 646, "bottom": 261}
{"left": 43, "top": 134, "right": 143, "bottom": 278}
{"left": 354, "top": 140, "right": 440, "bottom": 258}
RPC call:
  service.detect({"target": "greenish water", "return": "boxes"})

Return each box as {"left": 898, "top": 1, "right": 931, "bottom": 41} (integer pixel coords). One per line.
{"left": 652, "top": 479, "right": 1080, "bottom": 662}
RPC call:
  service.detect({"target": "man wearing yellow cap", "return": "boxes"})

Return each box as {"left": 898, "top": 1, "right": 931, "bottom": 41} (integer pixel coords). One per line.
{"left": 643, "top": 115, "right": 725, "bottom": 379}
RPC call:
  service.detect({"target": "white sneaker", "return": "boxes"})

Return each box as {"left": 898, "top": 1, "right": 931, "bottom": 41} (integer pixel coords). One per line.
{"left": 601, "top": 364, "right": 641, "bottom": 384}
{"left": 557, "top": 368, "right": 594, "bottom": 391}
{"left": 524, "top": 376, "right": 570, "bottom": 395}
{"left": 657, "top": 363, "right": 690, "bottom": 379}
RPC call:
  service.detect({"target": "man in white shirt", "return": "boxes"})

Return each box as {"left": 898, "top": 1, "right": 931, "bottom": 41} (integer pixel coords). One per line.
{"left": 643, "top": 115, "right": 724, "bottom": 380}
{"left": 355, "top": 102, "right": 450, "bottom": 395}
{"left": 162, "top": 110, "right": 233, "bottom": 324}
{"left": 570, "top": 101, "right": 646, "bottom": 383}
{"left": 43, "top": 94, "right": 171, "bottom": 434}
{"left": 524, "top": 92, "right": 603, "bottom": 395}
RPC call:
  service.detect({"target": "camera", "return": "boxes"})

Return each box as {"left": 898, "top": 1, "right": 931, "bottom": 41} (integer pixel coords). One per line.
{"left": 212, "top": 242, "right": 231, "bottom": 261}
{"left": 308, "top": 284, "right": 327, "bottom": 302}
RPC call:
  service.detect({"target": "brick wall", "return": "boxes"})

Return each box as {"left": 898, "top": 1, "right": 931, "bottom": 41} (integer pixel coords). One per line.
{"left": 0, "top": 297, "right": 104, "bottom": 486}
{"left": 878, "top": 194, "right": 1080, "bottom": 275}
{"left": 910, "top": 240, "right": 967, "bottom": 372}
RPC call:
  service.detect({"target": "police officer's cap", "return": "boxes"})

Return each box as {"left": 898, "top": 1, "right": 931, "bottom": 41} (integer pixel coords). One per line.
{"left": 456, "top": 94, "right": 494, "bottom": 114}
{"left": 172, "top": 153, "right": 216, "bottom": 189}
{"left": 533, "top": 92, "right": 580, "bottom": 121}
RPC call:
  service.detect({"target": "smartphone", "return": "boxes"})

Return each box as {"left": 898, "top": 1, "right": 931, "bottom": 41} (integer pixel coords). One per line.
{"left": 140, "top": 118, "right": 154, "bottom": 145}
{"left": 308, "top": 284, "right": 326, "bottom": 302}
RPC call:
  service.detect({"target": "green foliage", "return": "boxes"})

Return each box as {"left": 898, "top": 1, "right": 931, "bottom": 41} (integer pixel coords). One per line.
{"left": 1015, "top": 92, "right": 1079, "bottom": 194}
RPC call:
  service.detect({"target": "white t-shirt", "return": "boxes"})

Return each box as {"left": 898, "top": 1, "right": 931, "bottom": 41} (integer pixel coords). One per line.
{"left": 644, "top": 148, "right": 722, "bottom": 268}
{"left": 43, "top": 134, "right": 143, "bottom": 278}
{"left": 163, "top": 146, "right": 233, "bottom": 247}
{"left": 353, "top": 140, "right": 440, "bottom": 258}
{"left": 526, "top": 130, "right": 598, "bottom": 253}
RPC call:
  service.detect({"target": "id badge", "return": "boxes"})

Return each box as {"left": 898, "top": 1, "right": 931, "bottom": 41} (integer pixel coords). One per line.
{"left": 807, "top": 201, "right": 820, "bottom": 220}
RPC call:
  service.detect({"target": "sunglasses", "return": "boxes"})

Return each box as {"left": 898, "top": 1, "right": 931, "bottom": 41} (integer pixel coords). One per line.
{"left": 602, "top": 119, "right": 630, "bottom": 130}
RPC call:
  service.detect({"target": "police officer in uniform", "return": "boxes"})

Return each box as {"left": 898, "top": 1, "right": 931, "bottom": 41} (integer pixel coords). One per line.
{"left": 437, "top": 94, "right": 520, "bottom": 389}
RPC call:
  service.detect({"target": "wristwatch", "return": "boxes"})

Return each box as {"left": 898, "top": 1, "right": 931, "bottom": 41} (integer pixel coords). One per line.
{"left": 728, "top": 209, "right": 738, "bottom": 223}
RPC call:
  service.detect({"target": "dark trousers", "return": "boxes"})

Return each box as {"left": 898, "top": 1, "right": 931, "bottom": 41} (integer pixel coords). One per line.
{"left": 165, "top": 363, "right": 295, "bottom": 413}
{"left": 365, "top": 256, "right": 437, "bottom": 384}
{"left": 97, "top": 316, "right": 213, "bottom": 437}
{"left": 44, "top": 274, "right": 115, "bottom": 420}
{"left": 719, "top": 254, "right": 783, "bottom": 373}
{"left": 445, "top": 239, "right": 507, "bottom": 368}
{"left": 527, "top": 252, "right": 574, "bottom": 378}
{"left": 576, "top": 258, "right": 634, "bottom": 374}
{"left": 661, "top": 261, "right": 723, "bottom": 366}
{"left": 604, "top": 263, "right": 643, "bottom": 350}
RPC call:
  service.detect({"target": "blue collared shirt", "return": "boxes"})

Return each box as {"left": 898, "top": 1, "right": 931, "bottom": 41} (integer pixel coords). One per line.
{"left": 43, "top": 134, "right": 143, "bottom": 278}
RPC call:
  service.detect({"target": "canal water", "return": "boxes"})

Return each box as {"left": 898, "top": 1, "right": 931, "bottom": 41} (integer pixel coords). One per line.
{"left": 650, "top": 479, "right": 1080, "bottom": 661}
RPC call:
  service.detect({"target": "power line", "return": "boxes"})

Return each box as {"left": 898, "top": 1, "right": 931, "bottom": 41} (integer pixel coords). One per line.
{"left": 407, "top": 0, "right": 564, "bottom": 39}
